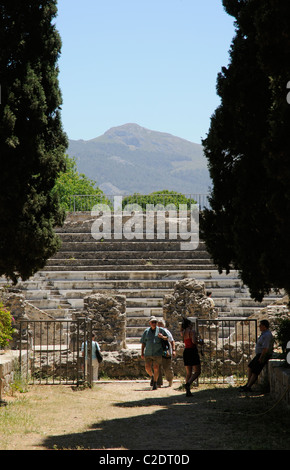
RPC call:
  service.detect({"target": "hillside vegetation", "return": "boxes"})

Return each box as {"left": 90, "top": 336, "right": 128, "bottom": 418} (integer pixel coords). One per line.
{"left": 68, "top": 124, "right": 211, "bottom": 195}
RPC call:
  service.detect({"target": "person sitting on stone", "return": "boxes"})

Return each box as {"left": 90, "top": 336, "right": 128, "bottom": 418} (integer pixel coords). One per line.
{"left": 239, "top": 319, "right": 274, "bottom": 392}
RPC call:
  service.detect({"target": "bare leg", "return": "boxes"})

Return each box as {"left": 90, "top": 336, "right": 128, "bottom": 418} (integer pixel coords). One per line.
{"left": 185, "top": 365, "right": 201, "bottom": 396}
{"left": 145, "top": 363, "right": 153, "bottom": 377}
{"left": 153, "top": 363, "right": 160, "bottom": 382}
{"left": 185, "top": 366, "right": 193, "bottom": 396}
{"left": 188, "top": 365, "right": 201, "bottom": 385}
{"left": 246, "top": 370, "right": 258, "bottom": 389}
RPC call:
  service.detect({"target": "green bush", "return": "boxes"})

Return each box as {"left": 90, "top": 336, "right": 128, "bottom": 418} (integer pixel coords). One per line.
{"left": 52, "top": 156, "right": 112, "bottom": 211}
{"left": 0, "top": 303, "right": 15, "bottom": 349}
{"left": 275, "top": 317, "right": 290, "bottom": 355}
{"left": 122, "top": 190, "right": 197, "bottom": 211}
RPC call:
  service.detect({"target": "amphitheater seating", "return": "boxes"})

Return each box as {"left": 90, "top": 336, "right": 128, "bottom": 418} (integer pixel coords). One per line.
{"left": 2, "top": 212, "right": 280, "bottom": 348}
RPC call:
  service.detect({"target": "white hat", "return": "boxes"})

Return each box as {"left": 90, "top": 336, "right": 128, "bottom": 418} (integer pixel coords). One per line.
{"left": 149, "top": 316, "right": 158, "bottom": 322}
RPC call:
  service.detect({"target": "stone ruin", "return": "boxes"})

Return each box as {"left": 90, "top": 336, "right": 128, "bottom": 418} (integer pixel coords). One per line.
{"left": 0, "top": 288, "right": 59, "bottom": 350}
{"left": 1, "top": 280, "right": 214, "bottom": 379}
{"left": 162, "top": 278, "right": 245, "bottom": 378}
{"left": 2, "top": 281, "right": 288, "bottom": 381}
{"left": 70, "top": 293, "right": 147, "bottom": 378}
{"left": 76, "top": 293, "right": 127, "bottom": 351}
{"left": 163, "top": 278, "right": 217, "bottom": 339}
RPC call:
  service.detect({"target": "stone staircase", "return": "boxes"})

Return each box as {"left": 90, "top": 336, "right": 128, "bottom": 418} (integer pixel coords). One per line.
{"left": 2, "top": 212, "right": 281, "bottom": 348}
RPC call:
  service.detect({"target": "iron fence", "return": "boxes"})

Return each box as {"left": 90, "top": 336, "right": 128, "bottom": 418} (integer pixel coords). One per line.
{"left": 19, "top": 319, "right": 93, "bottom": 386}
{"left": 17, "top": 317, "right": 258, "bottom": 386}
{"left": 196, "top": 317, "right": 258, "bottom": 384}
{"left": 67, "top": 193, "right": 211, "bottom": 212}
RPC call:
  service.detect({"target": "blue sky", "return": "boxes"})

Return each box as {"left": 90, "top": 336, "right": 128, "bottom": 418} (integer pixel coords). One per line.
{"left": 56, "top": 0, "right": 236, "bottom": 144}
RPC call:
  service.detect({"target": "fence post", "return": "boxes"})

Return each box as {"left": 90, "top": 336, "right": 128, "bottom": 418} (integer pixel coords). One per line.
{"left": 86, "top": 320, "right": 93, "bottom": 388}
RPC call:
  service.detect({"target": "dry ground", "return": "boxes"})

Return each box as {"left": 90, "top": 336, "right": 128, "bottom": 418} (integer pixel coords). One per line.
{"left": 1, "top": 380, "right": 290, "bottom": 451}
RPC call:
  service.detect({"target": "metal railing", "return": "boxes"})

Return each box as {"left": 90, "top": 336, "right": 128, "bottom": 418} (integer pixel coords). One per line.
{"left": 19, "top": 319, "right": 93, "bottom": 387}
{"left": 16, "top": 317, "right": 258, "bottom": 385}
{"left": 66, "top": 193, "right": 211, "bottom": 212}
{"left": 196, "top": 318, "right": 258, "bottom": 384}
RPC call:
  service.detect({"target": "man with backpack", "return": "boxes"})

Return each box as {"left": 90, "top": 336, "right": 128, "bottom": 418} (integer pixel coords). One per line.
{"left": 157, "top": 318, "right": 176, "bottom": 388}
{"left": 140, "top": 316, "right": 168, "bottom": 390}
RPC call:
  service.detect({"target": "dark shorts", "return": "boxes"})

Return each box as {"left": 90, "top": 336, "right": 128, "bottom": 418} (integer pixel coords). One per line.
{"left": 248, "top": 354, "right": 269, "bottom": 375}
{"left": 183, "top": 347, "right": 201, "bottom": 366}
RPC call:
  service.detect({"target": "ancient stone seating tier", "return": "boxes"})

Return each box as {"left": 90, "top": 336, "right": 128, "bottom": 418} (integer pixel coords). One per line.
{"left": 0, "top": 212, "right": 280, "bottom": 350}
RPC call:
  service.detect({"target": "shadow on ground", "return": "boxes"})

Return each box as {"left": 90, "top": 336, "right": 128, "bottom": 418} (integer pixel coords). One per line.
{"left": 41, "top": 385, "right": 290, "bottom": 450}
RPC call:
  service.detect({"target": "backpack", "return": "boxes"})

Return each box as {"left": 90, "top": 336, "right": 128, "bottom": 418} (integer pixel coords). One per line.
{"left": 160, "top": 328, "right": 171, "bottom": 358}
{"left": 95, "top": 342, "right": 103, "bottom": 362}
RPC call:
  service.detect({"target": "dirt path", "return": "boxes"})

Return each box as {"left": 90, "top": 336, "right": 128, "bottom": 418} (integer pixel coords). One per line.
{"left": 1, "top": 380, "right": 290, "bottom": 450}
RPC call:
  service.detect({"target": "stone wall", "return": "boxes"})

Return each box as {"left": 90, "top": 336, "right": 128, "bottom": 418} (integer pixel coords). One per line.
{"left": 248, "top": 294, "right": 289, "bottom": 327}
{"left": 0, "top": 289, "right": 56, "bottom": 349}
{"left": 74, "top": 293, "right": 127, "bottom": 351}
{"left": 4, "top": 283, "right": 289, "bottom": 384}
{"left": 0, "top": 351, "right": 28, "bottom": 398}
{"left": 99, "top": 349, "right": 146, "bottom": 379}
{"left": 268, "top": 359, "right": 290, "bottom": 407}
{"left": 163, "top": 278, "right": 217, "bottom": 340}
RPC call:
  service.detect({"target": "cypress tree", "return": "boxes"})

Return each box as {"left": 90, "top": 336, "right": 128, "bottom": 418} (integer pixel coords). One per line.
{"left": 0, "top": 0, "right": 67, "bottom": 283}
{"left": 201, "top": 0, "right": 290, "bottom": 301}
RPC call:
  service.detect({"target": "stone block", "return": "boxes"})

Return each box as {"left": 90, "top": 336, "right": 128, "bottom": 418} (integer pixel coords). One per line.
{"left": 81, "top": 293, "right": 127, "bottom": 351}
{"left": 163, "top": 278, "right": 217, "bottom": 339}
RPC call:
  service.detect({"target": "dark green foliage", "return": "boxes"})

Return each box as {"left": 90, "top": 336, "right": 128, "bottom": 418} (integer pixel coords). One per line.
{"left": 122, "top": 190, "right": 197, "bottom": 211}
{"left": 52, "top": 156, "right": 112, "bottom": 211}
{"left": 201, "top": 0, "right": 290, "bottom": 301}
{"left": 275, "top": 317, "right": 290, "bottom": 366}
{"left": 0, "top": 1, "right": 68, "bottom": 283}
{"left": 274, "top": 317, "right": 290, "bottom": 356}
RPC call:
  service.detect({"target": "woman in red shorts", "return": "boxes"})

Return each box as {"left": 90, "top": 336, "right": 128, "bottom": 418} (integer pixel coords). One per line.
{"left": 181, "top": 318, "right": 201, "bottom": 396}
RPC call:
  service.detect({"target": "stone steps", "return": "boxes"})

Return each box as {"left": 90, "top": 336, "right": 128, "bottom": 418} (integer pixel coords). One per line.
{"left": 43, "top": 265, "right": 216, "bottom": 272}
{"left": 45, "top": 257, "right": 216, "bottom": 271}
{"left": 16, "top": 271, "right": 278, "bottom": 329}
{"left": 58, "top": 233, "right": 199, "bottom": 242}
{"left": 32, "top": 269, "right": 238, "bottom": 280}
{"left": 2, "top": 211, "right": 282, "bottom": 348}
{"left": 50, "top": 249, "right": 211, "bottom": 260}
{"left": 18, "top": 278, "right": 246, "bottom": 292}
{"left": 55, "top": 241, "right": 204, "bottom": 251}
{"left": 8, "top": 268, "right": 277, "bottom": 303}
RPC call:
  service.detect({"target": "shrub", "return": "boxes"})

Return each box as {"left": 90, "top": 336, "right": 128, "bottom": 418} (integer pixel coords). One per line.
{"left": 275, "top": 317, "right": 290, "bottom": 355}
{"left": 0, "top": 303, "right": 15, "bottom": 349}
{"left": 122, "top": 190, "right": 196, "bottom": 211}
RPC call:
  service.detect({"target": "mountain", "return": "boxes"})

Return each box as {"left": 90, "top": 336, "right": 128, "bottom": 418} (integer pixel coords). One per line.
{"left": 67, "top": 123, "right": 211, "bottom": 195}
